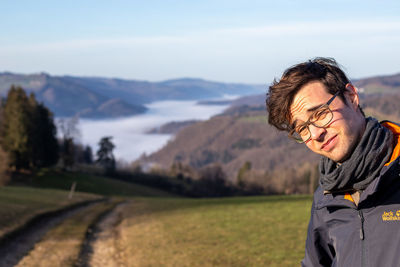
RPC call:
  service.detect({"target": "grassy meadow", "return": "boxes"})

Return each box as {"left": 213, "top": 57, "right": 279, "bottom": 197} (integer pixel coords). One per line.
{"left": 28, "top": 169, "right": 175, "bottom": 197}
{"left": 0, "top": 186, "right": 100, "bottom": 237}
{"left": 0, "top": 170, "right": 173, "bottom": 238}
{"left": 1, "top": 171, "right": 313, "bottom": 266}
{"left": 118, "top": 195, "right": 312, "bottom": 266}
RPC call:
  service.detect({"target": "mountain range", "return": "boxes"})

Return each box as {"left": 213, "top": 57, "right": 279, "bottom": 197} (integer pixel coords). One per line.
{"left": 140, "top": 72, "right": 400, "bottom": 188}
{"left": 0, "top": 72, "right": 265, "bottom": 118}
{"left": 2, "top": 69, "right": 399, "bottom": 193}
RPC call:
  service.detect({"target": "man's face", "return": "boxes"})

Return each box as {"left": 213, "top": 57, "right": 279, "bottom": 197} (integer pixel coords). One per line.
{"left": 290, "top": 81, "right": 366, "bottom": 162}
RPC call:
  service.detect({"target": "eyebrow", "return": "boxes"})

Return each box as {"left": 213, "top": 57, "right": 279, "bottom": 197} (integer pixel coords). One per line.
{"left": 291, "top": 103, "right": 324, "bottom": 129}
{"left": 290, "top": 91, "right": 339, "bottom": 130}
{"left": 291, "top": 118, "right": 301, "bottom": 129}
{"left": 307, "top": 91, "right": 339, "bottom": 113}
{"left": 306, "top": 103, "right": 325, "bottom": 113}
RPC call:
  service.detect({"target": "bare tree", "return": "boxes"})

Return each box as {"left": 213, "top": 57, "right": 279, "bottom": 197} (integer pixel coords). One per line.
{"left": 57, "top": 115, "right": 81, "bottom": 170}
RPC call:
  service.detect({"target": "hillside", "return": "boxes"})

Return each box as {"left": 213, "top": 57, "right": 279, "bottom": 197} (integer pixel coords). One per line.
{"left": 141, "top": 106, "right": 319, "bottom": 180}
{"left": 353, "top": 73, "right": 400, "bottom": 94}
{"left": 147, "top": 120, "right": 200, "bottom": 134}
{"left": 1, "top": 71, "right": 397, "bottom": 119}
{"left": 140, "top": 87, "right": 400, "bottom": 193}
{"left": 0, "top": 72, "right": 146, "bottom": 118}
{"left": 0, "top": 72, "right": 264, "bottom": 118}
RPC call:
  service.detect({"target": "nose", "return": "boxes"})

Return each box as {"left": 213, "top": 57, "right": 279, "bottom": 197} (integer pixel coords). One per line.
{"left": 308, "top": 124, "right": 326, "bottom": 141}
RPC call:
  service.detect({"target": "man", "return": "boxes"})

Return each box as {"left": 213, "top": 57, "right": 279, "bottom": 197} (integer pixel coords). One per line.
{"left": 266, "top": 57, "right": 400, "bottom": 266}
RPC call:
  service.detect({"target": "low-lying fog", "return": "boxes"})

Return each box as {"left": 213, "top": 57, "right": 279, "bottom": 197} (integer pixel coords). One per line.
{"left": 77, "top": 100, "right": 231, "bottom": 163}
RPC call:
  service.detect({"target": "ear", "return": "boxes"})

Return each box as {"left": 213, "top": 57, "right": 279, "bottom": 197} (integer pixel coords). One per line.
{"left": 344, "top": 83, "right": 360, "bottom": 109}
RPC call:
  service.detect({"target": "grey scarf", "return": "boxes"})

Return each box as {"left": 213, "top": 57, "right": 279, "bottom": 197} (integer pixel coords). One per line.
{"left": 319, "top": 117, "right": 394, "bottom": 192}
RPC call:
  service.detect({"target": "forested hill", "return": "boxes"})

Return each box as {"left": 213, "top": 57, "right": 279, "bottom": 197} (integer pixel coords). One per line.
{"left": 140, "top": 76, "right": 400, "bottom": 194}
{"left": 141, "top": 106, "right": 319, "bottom": 182}
{"left": 0, "top": 72, "right": 264, "bottom": 118}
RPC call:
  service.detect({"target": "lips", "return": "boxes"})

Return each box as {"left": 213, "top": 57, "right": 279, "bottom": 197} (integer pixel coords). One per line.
{"left": 321, "top": 135, "right": 337, "bottom": 151}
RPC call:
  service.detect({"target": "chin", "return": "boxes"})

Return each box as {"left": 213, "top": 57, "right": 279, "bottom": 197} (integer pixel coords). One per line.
{"left": 319, "top": 147, "right": 347, "bottom": 163}
{"left": 324, "top": 154, "right": 340, "bottom": 162}
{"left": 326, "top": 149, "right": 352, "bottom": 163}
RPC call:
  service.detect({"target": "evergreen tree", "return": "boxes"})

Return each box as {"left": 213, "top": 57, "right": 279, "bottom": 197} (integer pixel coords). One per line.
{"left": 32, "top": 102, "right": 59, "bottom": 167}
{"left": 83, "top": 145, "right": 93, "bottom": 164}
{"left": 0, "top": 104, "right": 10, "bottom": 184}
{"left": 1, "top": 86, "right": 59, "bottom": 170}
{"left": 1, "top": 86, "right": 34, "bottom": 169}
{"left": 96, "top": 136, "right": 116, "bottom": 174}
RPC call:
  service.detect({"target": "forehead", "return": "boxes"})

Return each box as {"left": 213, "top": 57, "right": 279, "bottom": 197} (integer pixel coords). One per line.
{"left": 290, "top": 81, "right": 331, "bottom": 121}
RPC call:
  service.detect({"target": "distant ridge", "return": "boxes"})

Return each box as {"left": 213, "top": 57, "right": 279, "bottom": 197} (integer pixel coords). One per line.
{"left": 2, "top": 71, "right": 398, "bottom": 119}
{"left": 353, "top": 73, "right": 400, "bottom": 94}
{"left": 0, "top": 72, "right": 265, "bottom": 119}
{"left": 140, "top": 72, "right": 400, "bottom": 181}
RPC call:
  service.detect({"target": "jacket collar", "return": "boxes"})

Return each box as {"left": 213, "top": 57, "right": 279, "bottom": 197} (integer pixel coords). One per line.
{"left": 316, "top": 156, "right": 400, "bottom": 210}
{"left": 381, "top": 120, "right": 400, "bottom": 166}
{"left": 317, "top": 120, "right": 400, "bottom": 209}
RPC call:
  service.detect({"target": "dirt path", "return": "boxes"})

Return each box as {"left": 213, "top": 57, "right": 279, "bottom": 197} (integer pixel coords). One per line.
{"left": 81, "top": 201, "right": 130, "bottom": 267}
{"left": 0, "top": 199, "right": 105, "bottom": 267}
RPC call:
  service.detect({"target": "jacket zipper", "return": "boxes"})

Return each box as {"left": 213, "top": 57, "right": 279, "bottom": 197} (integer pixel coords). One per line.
{"left": 358, "top": 210, "right": 365, "bottom": 266}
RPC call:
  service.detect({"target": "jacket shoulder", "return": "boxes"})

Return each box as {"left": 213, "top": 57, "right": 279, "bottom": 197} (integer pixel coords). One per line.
{"left": 312, "top": 186, "right": 324, "bottom": 203}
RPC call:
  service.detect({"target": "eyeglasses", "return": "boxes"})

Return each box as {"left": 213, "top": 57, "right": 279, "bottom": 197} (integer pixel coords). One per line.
{"left": 289, "top": 91, "right": 339, "bottom": 143}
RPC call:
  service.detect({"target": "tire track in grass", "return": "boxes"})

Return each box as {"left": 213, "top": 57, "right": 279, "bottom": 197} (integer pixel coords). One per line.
{"left": 75, "top": 200, "right": 128, "bottom": 267}
{"left": 0, "top": 199, "right": 106, "bottom": 267}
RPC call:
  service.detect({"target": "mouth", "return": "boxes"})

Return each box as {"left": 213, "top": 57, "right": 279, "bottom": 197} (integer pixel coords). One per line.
{"left": 321, "top": 135, "right": 337, "bottom": 151}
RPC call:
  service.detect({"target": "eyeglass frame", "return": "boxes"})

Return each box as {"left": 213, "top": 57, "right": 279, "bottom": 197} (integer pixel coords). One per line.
{"left": 289, "top": 91, "right": 340, "bottom": 143}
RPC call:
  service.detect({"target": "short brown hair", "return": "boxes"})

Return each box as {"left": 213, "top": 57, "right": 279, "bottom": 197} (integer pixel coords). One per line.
{"left": 266, "top": 57, "right": 351, "bottom": 132}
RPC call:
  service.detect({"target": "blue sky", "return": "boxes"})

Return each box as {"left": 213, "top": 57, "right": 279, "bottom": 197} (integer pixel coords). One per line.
{"left": 1, "top": 0, "right": 400, "bottom": 83}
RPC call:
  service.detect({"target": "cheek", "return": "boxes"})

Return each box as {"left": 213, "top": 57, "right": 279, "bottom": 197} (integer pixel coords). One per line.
{"left": 305, "top": 141, "right": 318, "bottom": 153}
{"left": 325, "top": 113, "right": 348, "bottom": 134}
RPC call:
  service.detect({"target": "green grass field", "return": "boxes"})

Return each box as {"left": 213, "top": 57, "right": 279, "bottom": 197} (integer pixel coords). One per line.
{"left": 1, "top": 171, "right": 313, "bottom": 266}
{"left": 120, "top": 195, "right": 312, "bottom": 266}
{"left": 0, "top": 186, "right": 100, "bottom": 237}
{"left": 29, "top": 169, "right": 175, "bottom": 197}
{"left": 0, "top": 170, "right": 173, "bottom": 238}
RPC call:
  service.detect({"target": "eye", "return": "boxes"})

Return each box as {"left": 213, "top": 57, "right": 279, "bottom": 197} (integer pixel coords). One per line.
{"left": 296, "top": 125, "right": 308, "bottom": 135}
{"left": 312, "top": 107, "right": 329, "bottom": 121}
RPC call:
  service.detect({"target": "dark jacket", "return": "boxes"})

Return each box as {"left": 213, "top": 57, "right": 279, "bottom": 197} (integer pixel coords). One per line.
{"left": 302, "top": 122, "right": 400, "bottom": 267}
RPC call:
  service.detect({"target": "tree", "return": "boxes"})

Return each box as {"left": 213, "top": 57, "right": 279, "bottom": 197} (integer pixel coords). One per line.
{"left": 61, "top": 138, "right": 75, "bottom": 170}
{"left": 195, "top": 164, "right": 230, "bottom": 197}
{"left": 1, "top": 86, "right": 34, "bottom": 170}
{"left": 0, "top": 144, "right": 10, "bottom": 185}
{"left": 96, "top": 136, "right": 116, "bottom": 174}
{"left": 0, "top": 102, "right": 10, "bottom": 184}
{"left": 30, "top": 99, "right": 59, "bottom": 167}
{"left": 237, "top": 161, "right": 252, "bottom": 188}
{"left": 57, "top": 116, "right": 80, "bottom": 142}
{"left": 0, "top": 86, "right": 59, "bottom": 170}
{"left": 82, "top": 145, "right": 93, "bottom": 164}
{"left": 58, "top": 115, "right": 80, "bottom": 170}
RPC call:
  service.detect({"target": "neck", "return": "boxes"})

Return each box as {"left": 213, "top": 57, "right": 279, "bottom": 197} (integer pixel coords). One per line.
{"left": 319, "top": 117, "right": 394, "bottom": 192}
{"left": 337, "top": 117, "right": 367, "bottom": 164}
